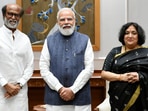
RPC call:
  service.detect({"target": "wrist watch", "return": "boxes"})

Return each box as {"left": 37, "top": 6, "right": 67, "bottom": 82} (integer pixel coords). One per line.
{"left": 17, "top": 83, "right": 23, "bottom": 89}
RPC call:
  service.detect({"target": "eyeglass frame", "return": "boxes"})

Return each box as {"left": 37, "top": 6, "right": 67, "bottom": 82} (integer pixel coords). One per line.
{"left": 6, "top": 12, "right": 21, "bottom": 18}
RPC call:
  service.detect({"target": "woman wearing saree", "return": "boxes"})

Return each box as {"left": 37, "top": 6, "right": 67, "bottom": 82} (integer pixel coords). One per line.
{"left": 101, "top": 22, "right": 148, "bottom": 111}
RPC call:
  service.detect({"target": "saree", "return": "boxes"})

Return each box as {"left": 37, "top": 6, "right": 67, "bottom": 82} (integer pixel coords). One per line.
{"left": 108, "top": 47, "right": 148, "bottom": 111}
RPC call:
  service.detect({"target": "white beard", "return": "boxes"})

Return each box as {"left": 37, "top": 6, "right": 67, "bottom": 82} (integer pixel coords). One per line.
{"left": 4, "top": 17, "right": 19, "bottom": 29}
{"left": 58, "top": 24, "right": 75, "bottom": 36}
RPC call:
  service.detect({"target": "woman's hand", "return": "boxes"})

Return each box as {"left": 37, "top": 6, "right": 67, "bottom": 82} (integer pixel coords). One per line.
{"left": 121, "top": 72, "right": 139, "bottom": 83}
{"left": 127, "top": 72, "right": 139, "bottom": 83}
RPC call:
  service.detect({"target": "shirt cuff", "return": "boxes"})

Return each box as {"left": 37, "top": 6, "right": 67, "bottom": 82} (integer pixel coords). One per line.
{"left": 55, "top": 83, "right": 63, "bottom": 92}
{"left": 70, "top": 86, "right": 78, "bottom": 94}
{"left": 17, "top": 78, "right": 26, "bottom": 86}
{"left": 0, "top": 78, "right": 8, "bottom": 87}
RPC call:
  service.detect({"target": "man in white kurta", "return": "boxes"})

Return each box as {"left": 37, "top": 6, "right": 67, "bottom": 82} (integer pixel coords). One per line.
{"left": 0, "top": 4, "right": 34, "bottom": 111}
{"left": 40, "top": 8, "right": 94, "bottom": 111}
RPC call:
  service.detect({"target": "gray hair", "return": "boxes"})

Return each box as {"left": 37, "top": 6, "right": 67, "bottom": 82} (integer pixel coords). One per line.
{"left": 57, "top": 8, "right": 75, "bottom": 20}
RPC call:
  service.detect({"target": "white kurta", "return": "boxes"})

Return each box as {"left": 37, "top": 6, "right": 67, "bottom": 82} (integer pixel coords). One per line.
{"left": 40, "top": 38, "right": 94, "bottom": 111}
{"left": 0, "top": 25, "right": 34, "bottom": 111}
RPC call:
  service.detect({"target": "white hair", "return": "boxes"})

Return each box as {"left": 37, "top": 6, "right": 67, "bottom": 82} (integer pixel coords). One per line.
{"left": 57, "top": 8, "right": 76, "bottom": 20}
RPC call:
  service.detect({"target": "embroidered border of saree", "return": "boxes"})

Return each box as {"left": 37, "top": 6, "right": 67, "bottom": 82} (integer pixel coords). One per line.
{"left": 123, "top": 85, "right": 140, "bottom": 111}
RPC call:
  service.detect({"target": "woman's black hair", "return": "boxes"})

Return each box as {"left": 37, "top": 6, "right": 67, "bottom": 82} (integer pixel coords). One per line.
{"left": 118, "top": 22, "right": 145, "bottom": 45}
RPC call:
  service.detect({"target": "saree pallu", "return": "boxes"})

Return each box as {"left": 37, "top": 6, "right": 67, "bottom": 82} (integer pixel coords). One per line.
{"left": 109, "top": 47, "right": 148, "bottom": 111}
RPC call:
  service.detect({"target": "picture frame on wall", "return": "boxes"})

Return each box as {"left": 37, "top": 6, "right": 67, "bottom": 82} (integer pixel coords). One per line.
{"left": 16, "top": 0, "right": 100, "bottom": 51}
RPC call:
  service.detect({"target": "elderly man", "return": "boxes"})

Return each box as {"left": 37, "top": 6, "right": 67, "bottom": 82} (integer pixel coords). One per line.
{"left": 0, "top": 3, "right": 34, "bottom": 111}
{"left": 39, "top": 8, "right": 94, "bottom": 111}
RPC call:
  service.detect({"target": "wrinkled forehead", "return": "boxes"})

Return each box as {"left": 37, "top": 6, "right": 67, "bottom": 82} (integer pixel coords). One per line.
{"left": 7, "top": 4, "right": 21, "bottom": 13}
{"left": 59, "top": 10, "right": 74, "bottom": 18}
{"left": 57, "top": 8, "right": 75, "bottom": 20}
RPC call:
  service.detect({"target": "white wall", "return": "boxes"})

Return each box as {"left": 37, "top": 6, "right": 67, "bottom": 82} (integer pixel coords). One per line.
{"left": 1, "top": 0, "right": 147, "bottom": 70}
{"left": 95, "top": 0, "right": 126, "bottom": 57}
{"left": 0, "top": 0, "right": 15, "bottom": 26}
{"left": 127, "top": 0, "right": 148, "bottom": 46}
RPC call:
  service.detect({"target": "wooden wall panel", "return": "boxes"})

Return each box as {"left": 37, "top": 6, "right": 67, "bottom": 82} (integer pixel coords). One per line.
{"left": 28, "top": 70, "right": 105, "bottom": 111}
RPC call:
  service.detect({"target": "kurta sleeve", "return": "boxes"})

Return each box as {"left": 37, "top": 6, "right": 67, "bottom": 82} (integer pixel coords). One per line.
{"left": 39, "top": 39, "right": 63, "bottom": 92}
{"left": 0, "top": 74, "right": 7, "bottom": 87}
{"left": 17, "top": 40, "right": 34, "bottom": 86}
{"left": 70, "top": 39, "right": 94, "bottom": 94}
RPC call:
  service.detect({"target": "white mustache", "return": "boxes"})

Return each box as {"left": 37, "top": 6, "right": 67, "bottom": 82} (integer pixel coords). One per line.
{"left": 59, "top": 24, "right": 75, "bottom": 36}
{"left": 9, "top": 19, "right": 17, "bottom": 24}
{"left": 62, "top": 24, "right": 72, "bottom": 28}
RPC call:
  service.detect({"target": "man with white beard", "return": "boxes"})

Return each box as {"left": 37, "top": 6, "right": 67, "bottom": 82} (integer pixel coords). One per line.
{"left": 39, "top": 8, "right": 94, "bottom": 111}
{"left": 0, "top": 3, "right": 34, "bottom": 111}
